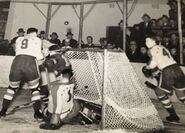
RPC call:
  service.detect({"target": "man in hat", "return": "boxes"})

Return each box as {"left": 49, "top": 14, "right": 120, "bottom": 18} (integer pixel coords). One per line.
{"left": 49, "top": 32, "right": 61, "bottom": 49}
{"left": 138, "top": 14, "right": 153, "bottom": 46}
{"left": 38, "top": 30, "right": 47, "bottom": 40}
{"left": 11, "top": 28, "right": 25, "bottom": 47}
{"left": 116, "top": 20, "right": 130, "bottom": 50}
{"left": 38, "top": 30, "right": 55, "bottom": 50}
{"left": 62, "top": 32, "right": 78, "bottom": 48}
{"left": 62, "top": 39, "right": 72, "bottom": 49}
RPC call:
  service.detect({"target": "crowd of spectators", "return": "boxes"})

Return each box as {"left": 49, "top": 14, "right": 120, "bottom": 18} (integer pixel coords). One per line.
{"left": 0, "top": 0, "right": 185, "bottom": 64}
{"left": 0, "top": 27, "right": 117, "bottom": 57}
{"left": 124, "top": 0, "right": 185, "bottom": 64}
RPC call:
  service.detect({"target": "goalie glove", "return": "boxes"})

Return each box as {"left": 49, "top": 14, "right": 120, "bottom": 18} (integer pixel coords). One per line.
{"left": 142, "top": 66, "right": 152, "bottom": 78}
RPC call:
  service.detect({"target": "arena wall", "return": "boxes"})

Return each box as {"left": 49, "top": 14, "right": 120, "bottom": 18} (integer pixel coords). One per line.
{"left": 0, "top": 55, "right": 183, "bottom": 103}
{"left": 5, "top": 0, "right": 169, "bottom": 44}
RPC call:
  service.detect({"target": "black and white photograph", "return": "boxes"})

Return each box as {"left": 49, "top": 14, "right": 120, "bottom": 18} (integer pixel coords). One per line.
{"left": 0, "top": 0, "right": 185, "bottom": 132}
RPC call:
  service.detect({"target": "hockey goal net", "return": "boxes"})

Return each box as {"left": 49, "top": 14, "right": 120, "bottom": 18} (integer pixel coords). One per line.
{"left": 65, "top": 49, "right": 164, "bottom": 132}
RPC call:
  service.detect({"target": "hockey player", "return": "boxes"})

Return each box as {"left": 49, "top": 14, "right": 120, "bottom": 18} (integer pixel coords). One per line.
{"left": 143, "top": 67, "right": 180, "bottom": 123}
{"left": 0, "top": 28, "right": 43, "bottom": 120}
{"left": 39, "top": 51, "right": 76, "bottom": 130}
{"left": 144, "top": 35, "right": 185, "bottom": 123}
{"left": 40, "top": 68, "right": 75, "bottom": 130}
{"left": 39, "top": 52, "right": 99, "bottom": 130}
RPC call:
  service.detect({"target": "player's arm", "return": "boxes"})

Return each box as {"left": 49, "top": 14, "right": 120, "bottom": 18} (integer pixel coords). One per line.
{"left": 36, "top": 38, "right": 46, "bottom": 64}
{"left": 162, "top": 46, "right": 174, "bottom": 60}
{"left": 14, "top": 37, "right": 23, "bottom": 51}
{"left": 61, "top": 54, "right": 71, "bottom": 67}
{"left": 41, "top": 40, "right": 50, "bottom": 58}
{"left": 15, "top": 37, "right": 22, "bottom": 44}
{"left": 146, "top": 48, "right": 158, "bottom": 69}
{"left": 146, "top": 58, "right": 158, "bottom": 69}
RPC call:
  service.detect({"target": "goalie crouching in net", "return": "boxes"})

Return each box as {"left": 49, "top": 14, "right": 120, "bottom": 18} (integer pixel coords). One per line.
{"left": 143, "top": 35, "right": 185, "bottom": 123}
{"left": 40, "top": 67, "right": 75, "bottom": 130}
{"left": 40, "top": 52, "right": 101, "bottom": 130}
{"left": 39, "top": 52, "right": 76, "bottom": 130}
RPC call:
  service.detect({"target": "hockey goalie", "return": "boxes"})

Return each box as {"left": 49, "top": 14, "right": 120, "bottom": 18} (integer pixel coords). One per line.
{"left": 40, "top": 51, "right": 101, "bottom": 130}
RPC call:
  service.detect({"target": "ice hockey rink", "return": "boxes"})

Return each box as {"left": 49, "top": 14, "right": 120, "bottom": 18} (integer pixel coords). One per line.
{"left": 1, "top": 0, "right": 185, "bottom": 132}
{"left": 0, "top": 52, "right": 185, "bottom": 133}
{"left": 0, "top": 89, "right": 185, "bottom": 133}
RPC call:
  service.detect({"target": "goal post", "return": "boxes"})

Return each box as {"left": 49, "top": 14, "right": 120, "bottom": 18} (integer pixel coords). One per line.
{"left": 101, "top": 49, "right": 108, "bottom": 130}
{"left": 64, "top": 49, "right": 164, "bottom": 132}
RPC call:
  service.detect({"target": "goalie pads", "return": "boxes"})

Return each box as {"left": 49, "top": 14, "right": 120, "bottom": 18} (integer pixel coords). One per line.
{"left": 78, "top": 100, "right": 101, "bottom": 125}
{"left": 43, "top": 98, "right": 101, "bottom": 125}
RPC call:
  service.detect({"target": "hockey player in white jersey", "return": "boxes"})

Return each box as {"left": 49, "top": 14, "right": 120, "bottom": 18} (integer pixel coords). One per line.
{"left": 0, "top": 28, "right": 43, "bottom": 120}
{"left": 144, "top": 35, "right": 185, "bottom": 123}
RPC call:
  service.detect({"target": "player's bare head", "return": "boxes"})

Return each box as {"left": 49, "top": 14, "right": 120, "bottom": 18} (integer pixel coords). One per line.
{"left": 27, "top": 27, "right": 38, "bottom": 34}
{"left": 145, "top": 35, "right": 158, "bottom": 48}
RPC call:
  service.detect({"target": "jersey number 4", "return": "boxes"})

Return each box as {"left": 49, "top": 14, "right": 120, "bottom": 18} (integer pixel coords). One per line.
{"left": 162, "top": 48, "right": 170, "bottom": 58}
{"left": 21, "top": 39, "right": 28, "bottom": 49}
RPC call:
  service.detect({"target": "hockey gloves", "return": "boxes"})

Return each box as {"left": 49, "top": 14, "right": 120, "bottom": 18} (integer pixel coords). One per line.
{"left": 142, "top": 66, "right": 153, "bottom": 78}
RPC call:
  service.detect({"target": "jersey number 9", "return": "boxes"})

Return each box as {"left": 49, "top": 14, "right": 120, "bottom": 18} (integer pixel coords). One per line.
{"left": 21, "top": 39, "right": 28, "bottom": 49}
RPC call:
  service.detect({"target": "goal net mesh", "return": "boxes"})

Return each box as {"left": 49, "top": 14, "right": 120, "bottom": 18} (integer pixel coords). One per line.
{"left": 65, "top": 50, "right": 164, "bottom": 132}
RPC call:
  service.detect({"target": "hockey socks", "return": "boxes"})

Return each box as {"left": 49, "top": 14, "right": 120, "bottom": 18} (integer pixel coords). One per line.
{"left": 0, "top": 87, "right": 16, "bottom": 118}
{"left": 0, "top": 99, "right": 10, "bottom": 118}
{"left": 40, "top": 85, "right": 49, "bottom": 98}
{"left": 33, "top": 101, "right": 43, "bottom": 121}
{"left": 31, "top": 89, "right": 43, "bottom": 121}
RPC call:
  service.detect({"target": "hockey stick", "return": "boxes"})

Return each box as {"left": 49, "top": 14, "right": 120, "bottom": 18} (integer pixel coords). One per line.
{"left": 6, "top": 101, "right": 34, "bottom": 116}
{"left": 144, "top": 81, "right": 158, "bottom": 90}
{"left": 6, "top": 94, "right": 49, "bottom": 116}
